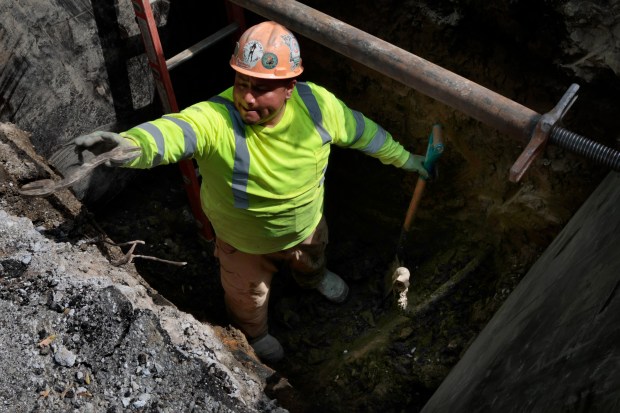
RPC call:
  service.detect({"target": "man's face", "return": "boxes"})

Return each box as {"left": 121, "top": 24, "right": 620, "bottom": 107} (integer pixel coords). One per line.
{"left": 233, "top": 73, "right": 295, "bottom": 127}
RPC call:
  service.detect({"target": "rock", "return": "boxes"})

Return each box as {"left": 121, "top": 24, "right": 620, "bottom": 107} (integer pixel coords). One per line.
{"left": 53, "top": 346, "right": 77, "bottom": 367}
{"left": 132, "top": 393, "right": 151, "bottom": 409}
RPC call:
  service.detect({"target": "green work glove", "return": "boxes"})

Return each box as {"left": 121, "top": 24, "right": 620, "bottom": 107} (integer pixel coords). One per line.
{"left": 73, "top": 131, "right": 137, "bottom": 166}
{"left": 402, "top": 153, "right": 429, "bottom": 179}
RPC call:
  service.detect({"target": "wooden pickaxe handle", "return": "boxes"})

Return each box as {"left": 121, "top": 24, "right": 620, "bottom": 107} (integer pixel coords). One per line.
{"left": 403, "top": 124, "right": 444, "bottom": 231}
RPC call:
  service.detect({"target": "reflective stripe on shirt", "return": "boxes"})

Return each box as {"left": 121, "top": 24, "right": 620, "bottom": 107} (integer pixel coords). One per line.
{"left": 296, "top": 82, "right": 332, "bottom": 145}
{"left": 296, "top": 85, "right": 384, "bottom": 154}
{"left": 209, "top": 95, "right": 251, "bottom": 209}
{"left": 296, "top": 82, "right": 333, "bottom": 187}
{"left": 351, "top": 110, "right": 365, "bottom": 145}
{"left": 361, "top": 125, "right": 387, "bottom": 155}
{"left": 210, "top": 86, "right": 333, "bottom": 209}
{"left": 163, "top": 115, "right": 197, "bottom": 159}
{"left": 136, "top": 122, "right": 165, "bottom": 166}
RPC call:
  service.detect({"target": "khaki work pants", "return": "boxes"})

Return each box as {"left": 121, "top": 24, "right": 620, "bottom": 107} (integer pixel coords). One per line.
{"left": 214, "top": 217, "right": 328, "bottom": 339}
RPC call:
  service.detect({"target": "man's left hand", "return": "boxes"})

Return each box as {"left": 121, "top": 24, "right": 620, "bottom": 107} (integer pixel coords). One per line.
{"left": 402, "top": 154, "right": 429, "bottom": 179}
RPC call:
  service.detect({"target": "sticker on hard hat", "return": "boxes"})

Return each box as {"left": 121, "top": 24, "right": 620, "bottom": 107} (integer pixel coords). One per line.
{"left": 282, "top": 34, "right": 301, "bottom": 71}
{"left": 262, "top": 53, "right": 278, "bottom": 69}
{"left": 240, "top": 40, "right": 264, "bottom": 69}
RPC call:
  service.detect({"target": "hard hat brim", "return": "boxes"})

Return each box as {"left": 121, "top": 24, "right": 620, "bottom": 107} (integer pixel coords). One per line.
{"left": 230, "top": 58, "right": 304, "bottom": 80}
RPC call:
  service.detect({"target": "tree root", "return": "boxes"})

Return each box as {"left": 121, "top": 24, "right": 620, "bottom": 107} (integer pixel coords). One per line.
{"left": 84, "top": 236, "right": 187, "bottom": 267}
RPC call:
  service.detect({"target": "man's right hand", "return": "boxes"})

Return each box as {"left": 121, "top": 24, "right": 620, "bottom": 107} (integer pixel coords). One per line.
{"left": 74, "top": 131, "right": 134, "bottom": 150}
{"left": 73, "top": 131, "right": 138, "bottom": 166}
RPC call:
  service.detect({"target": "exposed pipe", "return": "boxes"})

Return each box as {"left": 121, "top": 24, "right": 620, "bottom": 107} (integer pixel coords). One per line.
{"left": 226, "top": 0, "right": 620, "bottom": 174}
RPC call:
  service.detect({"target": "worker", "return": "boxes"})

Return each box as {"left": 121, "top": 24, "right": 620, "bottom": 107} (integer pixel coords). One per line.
{"left": 74, "top": 21, "right": 428, "bottom": 364}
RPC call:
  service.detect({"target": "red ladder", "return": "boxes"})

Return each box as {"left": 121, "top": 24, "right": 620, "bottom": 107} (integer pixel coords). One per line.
{"left": 130, "top": 0, "right": 246, "bottom": 241}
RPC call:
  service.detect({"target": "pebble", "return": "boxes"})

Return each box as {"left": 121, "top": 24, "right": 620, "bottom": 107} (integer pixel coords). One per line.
{"left": 121, "top": 397, "right": 131, "bottom": 408}
{"left": 133, "top": 393, "right": 151, "bottom": 409}
{"left": 54, "top": 345, "right": 77, "bottom": 367}
{"left": 154, "top": 362, "right": 165, "bottom": 374}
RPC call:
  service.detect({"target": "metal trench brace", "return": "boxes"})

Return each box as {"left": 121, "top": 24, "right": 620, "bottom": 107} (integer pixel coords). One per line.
{"left": 510, "top": 84, "right": 579, "bottom": 182}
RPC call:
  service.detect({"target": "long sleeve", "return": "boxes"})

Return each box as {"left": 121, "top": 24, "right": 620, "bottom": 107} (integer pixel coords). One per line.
{"left": 304, "top": 82, "right": 411, "bottom": 168}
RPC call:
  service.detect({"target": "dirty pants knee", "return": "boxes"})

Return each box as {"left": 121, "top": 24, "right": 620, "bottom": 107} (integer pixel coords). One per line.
{"left": 215, "top": 218, "right": 328, "bottom": 339}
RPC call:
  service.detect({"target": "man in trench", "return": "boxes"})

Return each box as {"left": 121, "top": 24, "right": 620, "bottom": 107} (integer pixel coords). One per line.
{"left": 75, "top": 21, "right": 429, "bottom": 363}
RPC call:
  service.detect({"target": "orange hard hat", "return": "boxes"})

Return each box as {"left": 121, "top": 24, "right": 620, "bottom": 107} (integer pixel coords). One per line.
{"left": 230, "top": 21, "right": 303, "bottom": 79}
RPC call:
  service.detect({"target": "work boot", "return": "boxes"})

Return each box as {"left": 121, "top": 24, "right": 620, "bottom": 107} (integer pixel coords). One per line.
{"left": 316, "top": 270, "right": 349, "bottom": 303}
{"left": 250, "top": 334, "right": 284, "bottom": 364}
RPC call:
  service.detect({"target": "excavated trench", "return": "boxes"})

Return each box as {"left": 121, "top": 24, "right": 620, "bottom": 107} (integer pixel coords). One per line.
{"left": 36, "top": 1, "right": 619, "bottom": 412}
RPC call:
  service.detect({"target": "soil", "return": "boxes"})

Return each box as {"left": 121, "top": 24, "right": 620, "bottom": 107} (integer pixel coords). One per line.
{"left": 81, "top": 2, "right": 619, "bottom": 411}
{"left": 2, "top": 1, "right": 620, "bottom": 412}
{"left": 86, "top": 137, "right": 606, "bottom": 413}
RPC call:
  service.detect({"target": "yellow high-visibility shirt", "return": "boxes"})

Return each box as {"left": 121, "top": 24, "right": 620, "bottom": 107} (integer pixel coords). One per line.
{"left": 121, "top": 82, "right": 410, "bottom": 254}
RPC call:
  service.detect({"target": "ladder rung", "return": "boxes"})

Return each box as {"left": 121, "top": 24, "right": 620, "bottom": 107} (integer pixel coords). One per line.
{"left": 166, "top": 22, "right": 240, "bottom": 71}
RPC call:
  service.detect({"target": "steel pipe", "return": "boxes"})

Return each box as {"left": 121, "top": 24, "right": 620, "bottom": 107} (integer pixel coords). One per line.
{"left": 227, "top": 0, "right": 541, "bottom": 141}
